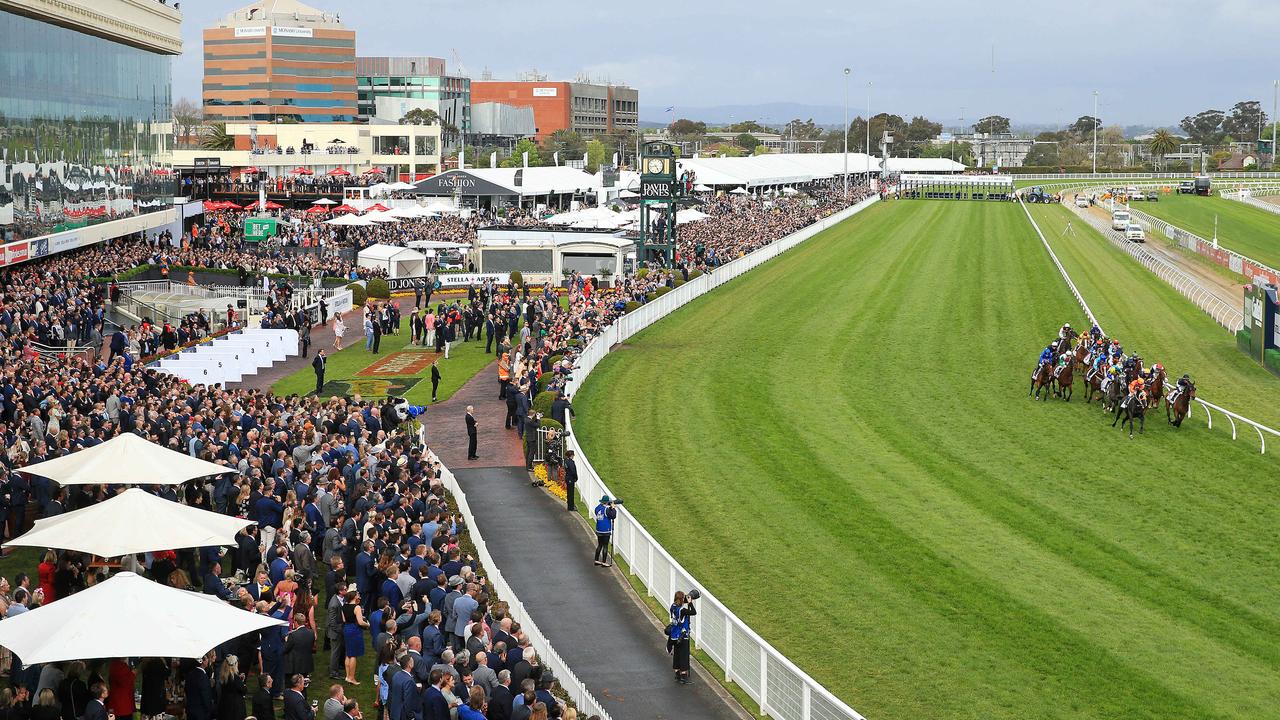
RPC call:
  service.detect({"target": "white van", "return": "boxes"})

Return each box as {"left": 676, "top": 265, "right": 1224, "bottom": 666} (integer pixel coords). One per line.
{"left": 1074, "top": 195, "right": 1090, "bottom": 208}
{"left": 1112, "top": 210, "right": 1131, "bottom": 230}
{"left": 1125, "top": 223, "right": 1146, "bottom": 242}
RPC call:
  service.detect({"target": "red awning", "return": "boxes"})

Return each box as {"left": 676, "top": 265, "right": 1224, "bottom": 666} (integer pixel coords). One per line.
{"left": 366, "top": 203, "right": 389, "bottom": 213}
{"left": 362, "top": 168, "right": 385, "bottom": 176}
{"left": 289, "top": 167, "right": 313, "bottom": 175}
{"left": 306, "top": 205, "right": 329, "bottom": 214}
{"left": 327, "top": 168, "right": 351, "bottom": 176}
{"left": 219, "top": 201, "right": 242, "bottom": 210}
{"left": 203, "top": 201, "right": 221, "bottom": 212}
{"left": 332, "top": 204, "right": 358, "bottom": 214}
{"left": 242, "top": 166, "right": 260, "bottom": 174}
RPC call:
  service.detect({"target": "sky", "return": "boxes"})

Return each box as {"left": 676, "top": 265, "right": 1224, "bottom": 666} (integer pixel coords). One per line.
{"left": 174, "top": 0, "right": 1280, "bottom": 128}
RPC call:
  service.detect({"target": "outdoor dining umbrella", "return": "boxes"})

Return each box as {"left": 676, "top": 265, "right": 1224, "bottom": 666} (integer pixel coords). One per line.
{"left": 331, "top": 204, "right": 359, "bottom": 214}
{"left": 5, "top": 488, "right": 253, "bottom": 557}
{"left": 327, "top": 168, "right": 351, "bottom": 177}
{"left": 17, "top": 433, "right": 234, "bottom": 486}
{"left": 312, "top": 198, "right": 338, "bottom": 205}
{"left": 0, "top": 572, "right": 286, "bottom": 664}
{"left": 306, "top": 205, "right": 330, "bottom": 214}
{"left": 289, "top": 167, "right": 313, "bottom": 175}
{"left": 325, "top": 214, "right": 375, "bottom": 226}
{"left": 219, "top": 201, "right": 242, "bottom": 210}
{"left": 366, "top": 203, "right": 390, "bottom": 213}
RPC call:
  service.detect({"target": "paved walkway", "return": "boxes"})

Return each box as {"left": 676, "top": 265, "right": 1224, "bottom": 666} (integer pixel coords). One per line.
{"left": 423, "top": 358, "right": 526, "bottom": 469}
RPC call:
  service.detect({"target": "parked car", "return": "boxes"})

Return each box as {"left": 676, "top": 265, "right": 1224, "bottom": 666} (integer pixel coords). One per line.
{"left": 1126, "top": 186, "right": 1143, "bottom": 200}
{"left": 1178, "top": 180, "right": 1195, "bottom": 194}
{"left": 1125, "top": 223, "right": 1146, "bottom": 242}
{"left": 1074, "top": 195, "right": 1091, "bottom": 208}
{"left": 1145, "top": 191, "right": 1159, "bottom": 202}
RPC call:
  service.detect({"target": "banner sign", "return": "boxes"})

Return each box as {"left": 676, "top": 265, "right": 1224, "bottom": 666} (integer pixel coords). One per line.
{"left": 532, "top": 87, "right": 558, "bottom": 97}
{"left": 234, "top": 26, "right": 266, "bottom": 37}
{"left": 271, "top": 26, "right": 313, "bottom": 37}
{"left": 244, "top": 217, "right": 278, "bottom": 241}
{"left": 386, "top": 273, "right": 505, "bottom": 292}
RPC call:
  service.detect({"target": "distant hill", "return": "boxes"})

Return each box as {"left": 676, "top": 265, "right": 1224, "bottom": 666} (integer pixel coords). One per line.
{"left": 641, "top": 102, "right": 846, "bottom": 127}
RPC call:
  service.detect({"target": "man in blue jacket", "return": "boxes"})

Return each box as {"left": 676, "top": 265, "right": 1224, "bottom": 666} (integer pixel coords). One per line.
{"left": 592, "top": 495, "right": 619, "bottom": 567}
{"left": 388, "top": 656, "right": 419, "bottom": 720}
{"left": 420, "top": 670, "right": 451, "bottom": 720}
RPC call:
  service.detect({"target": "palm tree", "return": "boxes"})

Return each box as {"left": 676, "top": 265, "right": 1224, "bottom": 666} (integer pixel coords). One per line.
{"left": 1148, "top": 129, "right": 1178, "bottom": 170}
{"left": 201, "top": 123, "right": 234, "bottom": 151}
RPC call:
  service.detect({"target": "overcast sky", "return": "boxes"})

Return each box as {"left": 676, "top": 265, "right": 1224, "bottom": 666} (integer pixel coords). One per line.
{"left": 175, "top": 0, "right": 1279, "bottom": 127}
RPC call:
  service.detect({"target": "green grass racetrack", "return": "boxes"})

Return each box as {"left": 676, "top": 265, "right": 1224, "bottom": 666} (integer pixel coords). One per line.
{"left": 1133, "top": 191, "right": 1280, "bottom": 270}
{"left": 575, "top": 201, "right": 1280, "bottom": 720}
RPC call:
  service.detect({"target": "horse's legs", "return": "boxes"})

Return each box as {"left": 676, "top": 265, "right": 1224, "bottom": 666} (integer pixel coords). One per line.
{"left": 1139, "top": 413, "right": 1145, "bottom": 434}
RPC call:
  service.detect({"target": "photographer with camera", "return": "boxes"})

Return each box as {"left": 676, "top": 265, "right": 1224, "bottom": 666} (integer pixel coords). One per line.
{"left": 667, "top": 589, "right": 700, "bottom": 685}
{"left": 591, "top": 495, "right": 622, "bottom": 567}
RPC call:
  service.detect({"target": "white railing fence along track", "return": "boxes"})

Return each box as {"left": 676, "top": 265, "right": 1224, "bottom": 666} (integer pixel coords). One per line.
{"left": 1018, "top": 197, "right": 1280, "bottom": 454}
{"left": 563, "top": 196, "right": 880, "bottom": 720}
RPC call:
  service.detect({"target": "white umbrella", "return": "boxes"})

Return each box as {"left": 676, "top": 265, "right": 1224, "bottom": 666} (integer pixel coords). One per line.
{"left": 782, "top": 187, "right": 799, "bottom": 195}
{"left": 694, "top": 184, "right": 712, "bottom": 192}
{"left": 18, "top": 433, "right": 233, "bottom": 486}
{"left": 311, "top": 198, "right": 338, "bottom": 205}
{"left": 362, "top": 210, "right": 401, "bottom": 223}
{"left": 388, "top": 181, "right": 417, "bottom": 191}
{"left": 545, "top": 210, "right": 581, "bottom": 226}
{"left": 6, "top": 488, "right": 253, "bottom": 557}
{"left": 325, "top": 214, "right": 375, "bottom": 226}
{"left": 0, "top": 572, "right": 285, "bottom": 664}
{"left": 730, "top": 187, "right": 748, "bottom": 195}
{"left": 423, "top": 200, "right": 461, "bottom": 214}
{"left": 675, "top": 209, "right": 709, "bottom": 224}
{"left": 386, "top": 207, "right": 419, "bottom": 219}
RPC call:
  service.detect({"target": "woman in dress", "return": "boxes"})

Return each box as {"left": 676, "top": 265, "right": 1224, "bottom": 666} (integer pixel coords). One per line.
{"left": 139, "top": 658, "right": 170, "bottom": 719}
{"left": 341, "top": 590, "right": 368, "bottom": 685}
{"left": 37, "top": 551, "right": 57, "bottom": 603}
{"left": 332, "top": 315, "right": 346, "bottom": 350}
{"left": 215, "top": 655, "right": 246, "bottom": 720}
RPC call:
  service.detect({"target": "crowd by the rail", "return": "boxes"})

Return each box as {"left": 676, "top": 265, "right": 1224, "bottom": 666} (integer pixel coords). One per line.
{"left": 1031, "top": 323, "right": 1197, "bottom": 434}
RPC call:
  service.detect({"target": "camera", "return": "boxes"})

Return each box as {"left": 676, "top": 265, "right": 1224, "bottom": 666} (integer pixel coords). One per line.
{"left": 687, "top": 589, "right": 701, "bottom": 601}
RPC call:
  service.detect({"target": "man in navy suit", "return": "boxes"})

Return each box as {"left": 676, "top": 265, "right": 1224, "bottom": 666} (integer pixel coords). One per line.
{"left": 282, "top": 674, "right": 315, "bottom": 720}
{"left": 83, "top": 684, "right": 109, "bottom": 720}
{"left": 203, "top": 561, "right": 232, "bottom": 600}
{"left": 420, "top": 669, "right": 451, "bottom": 720}
{"left": 388, "top": 656, "right": 419, "bottom": 720}
{"left": 185, "top": 658, "right": 215, "bottom": 720}
{"left": 354, "top": 541, "right": 376, "bottom": 610}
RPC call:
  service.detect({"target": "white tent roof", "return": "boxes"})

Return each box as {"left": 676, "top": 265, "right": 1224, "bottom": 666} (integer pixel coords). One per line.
{"left": 423, "top": 200, "right": 462, "bottom": 214}
{"left": 325, "top": 214, "right": 375, "bottom": 226}
{"left": 882, "top": 157, "right": 967, "bottom": 173}
{"left": 18, "top": 433, "right": 233, "bottom": 486}
{"left": 311, "top": 198, "right": 337, "bottom": 205}
{"left": 406, "top": 240, "right": 471, "bottom": 250}
{"left": 418, "top": 167, "right": 601, "bottom": 197}
{"left": 361, "top": 210, "right": 402, "bottom": 223}
{"left": 358, "top": 243, "right": 425, "bottom": 262}
{"left": 7, "top": 488, "right": 253, "bottom": 557}
{"left": 0, "top": 572, "right": 286, "bottom": 664}
{"left": 678, "top": 152, "right": 881, "bottom": 188}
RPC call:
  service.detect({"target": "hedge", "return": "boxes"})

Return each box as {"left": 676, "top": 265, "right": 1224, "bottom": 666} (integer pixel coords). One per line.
{"left": 547, "top": 354, "right": 564, "bottom": 368}
{"left": 347, "top": 282, "right": 367, "bottom": 307}
{"left": 538, "top": 418, "right": 564, "bottom": 432}
{"left": 535, "top": 373, "right": 554, "bottom": 394}
{"left": 566, "top": 338, "right": 581, "bottom": 348}
{"left": 645, "top": 292, "right": 656, "bottom": 302}
{"left": 366, "top": 277, "right": 390, "bottom": 299}
{"left": 533, "top": 391, "right": 558, "bottom": 418}
{"left": 654, "top": 286, "right": 672, "bottom": 297}
{"left": 624, "top": 300, "right": 641, "bottom": 313}
{"left": 1237, "top": 328, "right": 1251, "bottom": 354}
{"left": 1266, "top": 348, "right": 1280, "bottom": 375}
{"left": 689, "top": 269, "right": 704, "bottom": 279}
{"left": 673, "top": 277, "right": 686, "bottom": 287}
{"left": 636, "top": 268, "right": 649, "bottom": 279}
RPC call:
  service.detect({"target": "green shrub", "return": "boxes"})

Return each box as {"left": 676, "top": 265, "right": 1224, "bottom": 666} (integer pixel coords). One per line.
{"left": 624, "top": 301, "right": 641, "bottom": 313}
{"left": 509, "top": 271, "right": 524, "bottom": 288}
{"left": 636, "top": 268, "right": 649, "bottom": 279}
{"left": 673, "top": 277, "right": 685, "bottom": 287}
{"left": 1237, "top": 328, "right": 1251, "bottom": 353}
{"left": 533, "top": 391, "right": 558, "bottom": 417}
{"left": 1265, "top": 348, "right": 1280, "bottom": 374}
{"left": 538, "top": 418, "right": 564, "bottom": 432}
{"left": 654, "top": 286, "right": 672, "bottom": 297}
{"left": 645, "top": 292, "right": 656, "bottom": 302}
{"left": 547, "top": 354, "right": 564, "bottom": 368}
{"left": 347, "top": 282, "right": 367, "bottom": 307}
{"left": 535, "top": 374, "right": 554, "bottom": 394}
{"left": 689, "top": 269, "right": 704, "bottom": 279}
{"left": 566, "top": 338, "right": 581, "bottom": 348}
{"left": 366, "top": 277, "right": 390, "bottom": 299}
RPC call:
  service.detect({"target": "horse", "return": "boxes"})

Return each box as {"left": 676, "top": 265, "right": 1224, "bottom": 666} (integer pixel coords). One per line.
{"left": 1084, "top": 364, "right": 1104, "bottom": 404}
{"left": 1029, "top": 361, "right": 1053, "bottom": 401}
{"left": 1053, "top": 355, "right": 1076, "bottom": 402}
{"left": 1167, "top": 380, "right": 1196, "bottom": 427}
{"left": 1145, "top": 366, "right": 1166, "bottom": 411}
{"left": 1112, "top": 392, "right": 1146, "bottom": 438}
{"left": 1073, "top": 336, "right": 1091, "bottom": 367}
{"left": 1101, "top": 374, "right": 1124, "bottom": 412}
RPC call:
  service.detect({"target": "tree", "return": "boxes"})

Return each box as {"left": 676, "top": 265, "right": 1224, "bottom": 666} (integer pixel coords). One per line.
{"left": 972, "top": 115, "right": 1011, "bottom": 135}
{"left": 846, "top": 113, "right": 907, "bottom": 155}
{"left": 543, "top": 130, "right": 586, "bottom": 164}
{"left": 706, "top": 143, "right": 744, "bottom": 157}
{"left": 1059, "top": 138, "right": 1088, "bottom": 166}
{"left": 172, "top": 98, "right": 202, "bottom": 148}
{"left": 1148, "top": 129, "right": 1179, "bottom": 169}
{"left": 726, "top": 120, "right": 768, "bottom": 134}
{"left": 1223, "top": 100, "right": 1268, "bottom": 140}
{"left": 668, "top": 118, "right": 706, "bottom": 137}
{"left": 585, "top": 138, "right": 607, "bottom": 172}
{"left": 201, "top": 122, "right": 234, "bottom": 151}
{"left": 1179, "top": 109, "right": 1226, "bottom": 146}
{"left": 782, "top": 118, "right": 823, "bottom": 141}
{"left": 1069, "top": 115, "right": 1101, "bottom": 137}
{"left": 399, "top": 108, "right": 440, "bottom": 126}
{"left": 735, "top": 133, "right": 761, "bottom": 151}
{"left": 919, "top": 140, "right": 973, "bottom": 166}
{"left": 752, "top": 144, "right": 771, "bottom": 155}
{"left": 1099, "top": 125, "right": 1125, "bottom": 168}
{"left": 1022, "top": 142, "right": 1060, "bottom": 166}
{"left": 501, "top": 138, "right": 542, "bottom": 167}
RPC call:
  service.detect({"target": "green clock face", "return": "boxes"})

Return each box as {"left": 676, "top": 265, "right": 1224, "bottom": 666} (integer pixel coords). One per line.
{"left": 647, "top": 158, "right": 665, "bottom": 175}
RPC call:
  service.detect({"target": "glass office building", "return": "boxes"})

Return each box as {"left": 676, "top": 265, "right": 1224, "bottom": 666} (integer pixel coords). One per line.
{"left": 0, "top": 5, "right": 177, "bottom": 243}
{"left": 356, "top": 57, "right": 471, "bottom": 144}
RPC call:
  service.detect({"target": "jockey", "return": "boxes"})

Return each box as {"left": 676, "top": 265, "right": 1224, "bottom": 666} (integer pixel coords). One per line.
{"left": 1169, "top": 373, "right": 1191, "bottom": 403}
{"left": 1109, "top": 340, "right": 1123, "bottom": 360}
{"left": 1038, "top": 346, "right": 1054, "bottom": 366}
{"left": 1054, "top": 352, "right": 1070, "bottom": 377}
{"left": 1126, "top": 376, "right": 1147, "bottom": 407}
{"left": 1058, "top": 323, "right": 1073, "bottom": 340}
{"left": 1089, "top": 324, "right": 1102, "bottom": 340}
{"left": 1148, "top": 362, "right": 1163, "bottom": 380}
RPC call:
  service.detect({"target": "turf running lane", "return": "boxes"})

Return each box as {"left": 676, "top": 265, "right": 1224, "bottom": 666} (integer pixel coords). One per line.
{"left": 1132, "top": 191, "right": 1280, "bottom": 270}
{"left": 575, "top": 201, "right": 1280, "bottom": 720}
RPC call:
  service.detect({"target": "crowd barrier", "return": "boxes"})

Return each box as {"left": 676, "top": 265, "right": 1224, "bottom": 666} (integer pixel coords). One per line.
{"left": 434, "top": 464, "right": 614, "bottom": 720}
{"left": 560, "top": 196, "right": 880, "bottom": 720}
{"left": 1019, "top": 197, "right": 1280, "bottom": 454}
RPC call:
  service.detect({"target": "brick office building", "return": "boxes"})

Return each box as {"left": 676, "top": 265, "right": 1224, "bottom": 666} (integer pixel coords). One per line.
{"left": 203, "top": 0, "right": 356, "bottom": 123}
{"left": 471, "top": 80, "right": 638, "bottom": 142}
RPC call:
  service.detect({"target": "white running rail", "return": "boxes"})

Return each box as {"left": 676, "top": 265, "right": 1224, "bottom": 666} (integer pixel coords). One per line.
{"left": 435, "top": 464, "right": 615, "bottom": 720}
{"left": 564, "top": 196, "right": 880, "bottom": 720}
{"left": 1123, "top": 204, "right": 1280, "bottom": 287}
{"left": 1019, "top": 197, "right": 1280, "bottom": 454}
{"left": 1220, "top": 185, "right": 1280, "bottom": 216}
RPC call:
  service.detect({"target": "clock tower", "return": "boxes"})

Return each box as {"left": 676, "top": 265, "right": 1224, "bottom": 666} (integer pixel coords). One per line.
{"left": 638, "top": 141, "right": 682, "bottom": 264}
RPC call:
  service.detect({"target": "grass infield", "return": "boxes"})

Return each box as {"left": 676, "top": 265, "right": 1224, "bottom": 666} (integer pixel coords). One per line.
{"left": 1135, "top": 190, "right": 1280, "bottom": 270}
{"left": 575, "top": 200, "right": 1280, "bottom": 720}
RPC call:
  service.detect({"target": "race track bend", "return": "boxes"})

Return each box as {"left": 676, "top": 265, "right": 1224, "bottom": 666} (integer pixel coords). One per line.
{"left": 1065, "top": 198, "right": 1243, "bottom": 312}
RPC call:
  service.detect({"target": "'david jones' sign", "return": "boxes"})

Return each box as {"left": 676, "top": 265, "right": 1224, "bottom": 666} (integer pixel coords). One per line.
{"left": 642, "top": 181, "right": 673, "bottom": 198}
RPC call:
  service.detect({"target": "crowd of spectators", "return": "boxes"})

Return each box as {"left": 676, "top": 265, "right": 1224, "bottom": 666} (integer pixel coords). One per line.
{"left": 0, "top": 180, "right": 871, "bottom": 720}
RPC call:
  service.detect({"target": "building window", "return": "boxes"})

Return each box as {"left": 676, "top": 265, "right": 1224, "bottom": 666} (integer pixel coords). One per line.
{"left": 374, "top": 136, "right": 409, "bottom": 154}
{"left": 414, "top": 136, "right": 437, "bottom": 156}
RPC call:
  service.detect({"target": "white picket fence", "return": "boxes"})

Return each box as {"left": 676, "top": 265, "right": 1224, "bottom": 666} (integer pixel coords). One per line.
{"left": 1010, "top": 171, "right": 1280, "bottom": 181}
{"left": 435, "top": 465, "right": 615, "bottom": 719}
{"left": 1220, "top": 185, "right": 1280, "bottom": 215}
{"left": 1019, "top": 197, "right": 1280, "bottom": 454}
{"left": 561, "top": 196, "right": 880, "bottom": 720}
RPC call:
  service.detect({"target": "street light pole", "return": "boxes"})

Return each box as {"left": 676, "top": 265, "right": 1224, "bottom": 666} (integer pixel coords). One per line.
{"left": 843, "top": 68, "right": 850, "bottom": 198}
{"left": 1092, "top": 90, "right": 1098, "bottom": 175}
{"left": 866, "top": 81, "right": 873, "bottom": 167}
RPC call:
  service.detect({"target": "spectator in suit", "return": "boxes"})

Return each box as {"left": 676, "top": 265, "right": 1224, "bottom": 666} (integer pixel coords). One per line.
{"left": 487, "top": 671, "right": 513, "bottom": 720}
{"left": 321, "top": 685, "right": 346, "bottom": 720}
{"left": 451, "top": 584, "right": 479, "bottom": 650}
{"left": 82, "top": 684, "right": 108, "bottom": 720}
{"left": 419, "top": 610, "right": 445, "bottom": 667}
{"left": 562, "top": 450, "right": 578, "bottom": 513}
{"left": 457, "top": 687, "right": 486, "bottom": 720}
{"left": 283, "top": 616, "right": 317, "bottom": 681}
{"left": 185, "top": 657, "right": 215, "bottom": 720}
{"left": 387, "top": 656, "right": 418, "bottom": 720}
{"left": 203, "top": 562, "right": 232, "bottom": 600}
{"left": 470, "top": 653, "right": 497, "bottom": 699}
{"left": 251, "top": 676, "right": 276, "bottom": 720}
{"left": 405, "top": 637, "right": 431, "bottom": 686}
{"left": 282, "top": 675, "right": 314, "bottom": 720}
{"left": 312, "top": 351, "right": 327, "bottom": 395}
{"left": 327, "top": 580, "right": 348, "bottom": 679}
{"left": 420, "top": 670, "right": 450, "bottom": 720}
{"left": 464, "top": 407, "right": 478, "bottom": 461}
